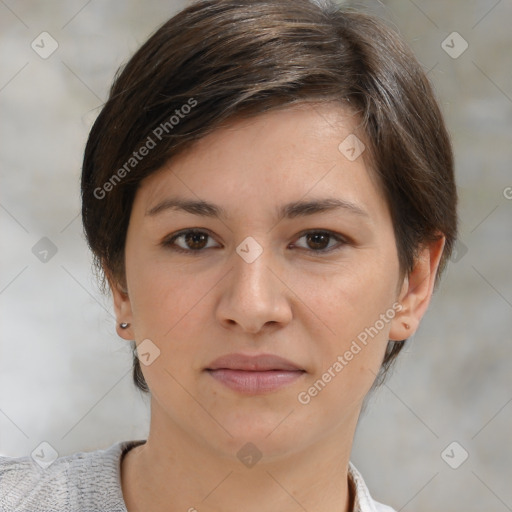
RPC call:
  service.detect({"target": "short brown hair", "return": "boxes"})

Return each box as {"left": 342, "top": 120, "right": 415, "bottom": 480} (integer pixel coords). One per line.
{"left": 81, "top": 0, "right": 458, "bottom": 394}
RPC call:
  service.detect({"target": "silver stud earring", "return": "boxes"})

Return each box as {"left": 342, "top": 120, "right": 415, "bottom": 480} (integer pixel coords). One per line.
{"left": 119, "top": 322, "right": 130, "bottom": 329}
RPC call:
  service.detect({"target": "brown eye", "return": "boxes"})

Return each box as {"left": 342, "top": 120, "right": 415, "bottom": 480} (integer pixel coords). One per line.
{"left": 163, "top": 229, "right": 219, "bottom": 253}
{"left": 293, "top": 230, "right": 347, "bottom": 253}
{"left": 183, "top": 231, "right": 209, "bottom": 250}
{"left": 305, "top": 232, "right": 330, "bottom": 250}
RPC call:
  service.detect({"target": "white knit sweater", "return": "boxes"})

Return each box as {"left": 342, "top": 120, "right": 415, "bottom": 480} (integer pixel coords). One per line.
{"left": 0, "top": 439, "right": 396, "bottom": 511}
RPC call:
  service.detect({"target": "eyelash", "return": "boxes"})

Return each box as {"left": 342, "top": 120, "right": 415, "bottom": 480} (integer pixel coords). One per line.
{"left": 161, "top": 229, "right": 350, "bottom": 255}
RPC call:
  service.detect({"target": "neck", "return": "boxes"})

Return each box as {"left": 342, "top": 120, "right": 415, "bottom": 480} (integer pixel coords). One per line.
{"left": 121, "top": 400, "right": 358, "bottom": 512}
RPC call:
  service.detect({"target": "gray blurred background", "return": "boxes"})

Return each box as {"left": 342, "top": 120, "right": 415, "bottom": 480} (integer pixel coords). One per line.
{"left": 0, "top": 1, "right": 511, "bottom": 510}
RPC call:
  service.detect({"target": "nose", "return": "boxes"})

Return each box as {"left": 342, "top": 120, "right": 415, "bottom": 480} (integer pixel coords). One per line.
{"left": 215, "top": 244, "right": 293, "bottom": 334}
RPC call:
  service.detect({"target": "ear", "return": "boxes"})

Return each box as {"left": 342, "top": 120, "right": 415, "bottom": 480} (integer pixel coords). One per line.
{"left": 389, "top": 235, "right": 445, "bottom": 341}
{"left": 104, "top": 267, "right": 135, "bottom": 340}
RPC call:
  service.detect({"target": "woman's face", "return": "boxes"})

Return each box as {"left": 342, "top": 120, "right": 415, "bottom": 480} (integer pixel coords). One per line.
{"left": 114, "top": 103, "right": 422, "bottom": 460}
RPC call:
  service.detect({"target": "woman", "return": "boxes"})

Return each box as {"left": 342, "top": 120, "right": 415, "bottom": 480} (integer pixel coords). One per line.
{"left": 0, "top": 0, "right": 457, "bottom": 510}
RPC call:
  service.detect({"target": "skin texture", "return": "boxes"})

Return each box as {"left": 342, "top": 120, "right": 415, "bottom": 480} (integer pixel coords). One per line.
{"left": 109, "top": 103, "right": 445, "bottom": 512}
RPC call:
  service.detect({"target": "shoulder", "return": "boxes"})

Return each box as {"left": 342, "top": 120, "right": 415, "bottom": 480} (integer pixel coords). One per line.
{"left": 373, "top": 502, "right": 397, "bottom": 512}
{"left": 0, "top": 440, "right": 143, "bottom": 512}
{"left": 348, "top": 461, "right": 397, "bottom": 512}
{"left": 0, "top": 454, "right": 43, "bottom": 510}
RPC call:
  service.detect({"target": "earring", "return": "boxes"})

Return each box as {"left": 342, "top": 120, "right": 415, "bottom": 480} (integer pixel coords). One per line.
{"left": 119, "top": 322, "right": 130, "bottom": 329}
{"left": 403, "top": 322, "right": 410, "bottom": 330}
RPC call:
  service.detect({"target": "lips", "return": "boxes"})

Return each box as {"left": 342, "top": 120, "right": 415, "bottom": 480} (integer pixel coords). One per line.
{"left": 205, "top": 353, "right": 304, "bottom": 372}
{"left": 205, "top": 353, "right": 305, "bottom": 394}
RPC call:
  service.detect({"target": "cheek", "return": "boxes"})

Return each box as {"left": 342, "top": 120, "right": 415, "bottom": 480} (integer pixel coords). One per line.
{"left": 126, "top": 262, "right": 211, "bottom": 390}
{"left": 301, "top": 258, "right": 399, "bottom": 392}
{"left": 298, "top": 287, "right": 395, "bottom": 413}
{"left": 128, "top": 258, "right": 211, "bottom": 339}
{"left": 302, "top": 258, "right": 399, "bottom": 336}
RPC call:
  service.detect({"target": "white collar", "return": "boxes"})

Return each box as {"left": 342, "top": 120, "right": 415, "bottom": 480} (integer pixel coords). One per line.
{"left": 348, "top": 462, "right": 396, "bottom": 512}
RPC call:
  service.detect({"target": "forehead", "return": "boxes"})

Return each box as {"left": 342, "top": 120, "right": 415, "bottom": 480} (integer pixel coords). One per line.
{"left": 134, "top": 102, "right": 388, "bottom": 223}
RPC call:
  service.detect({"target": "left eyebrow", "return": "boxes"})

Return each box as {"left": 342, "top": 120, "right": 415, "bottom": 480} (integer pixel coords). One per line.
{"left": 145, "top": 196, "right": 370, "bottom": 221}
{"left": 279, "top": 198, "right": 369, "bottom": 220}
